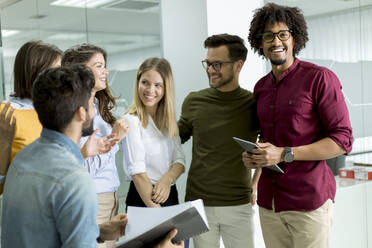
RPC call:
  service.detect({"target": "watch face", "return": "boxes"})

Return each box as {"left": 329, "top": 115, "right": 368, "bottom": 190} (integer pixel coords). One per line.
{"left": 284, "top": 152, "right": 294, "bottom": 162}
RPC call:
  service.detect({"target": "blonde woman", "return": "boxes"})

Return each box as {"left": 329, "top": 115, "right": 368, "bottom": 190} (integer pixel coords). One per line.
{"left": 123, "top": 57, "right": 185, "bottom": 208}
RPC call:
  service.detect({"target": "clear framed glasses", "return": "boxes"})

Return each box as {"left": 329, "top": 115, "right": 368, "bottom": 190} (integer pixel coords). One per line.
{"left": 261, "top": 30, "right": 292, "bottom": 43}
{"left": 201, "top": 60, "right": 235, "bottom": 71}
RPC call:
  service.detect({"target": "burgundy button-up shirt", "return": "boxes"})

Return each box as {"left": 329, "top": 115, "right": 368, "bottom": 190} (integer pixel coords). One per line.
{"left": 254, "top": 59, "right": 353, "bottom": 212}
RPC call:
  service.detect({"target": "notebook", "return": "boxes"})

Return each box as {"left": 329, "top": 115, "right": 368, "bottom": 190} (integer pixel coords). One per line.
{"left": 233, "top": 137, "right": 284, "bottom": 173}
{"left": 116, "top": 199, "right": 209, "bottom": 248}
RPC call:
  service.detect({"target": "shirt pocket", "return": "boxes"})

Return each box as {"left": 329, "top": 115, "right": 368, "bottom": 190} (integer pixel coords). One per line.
{"left": 276, "top": 99, "right": 313, "bottom": 128}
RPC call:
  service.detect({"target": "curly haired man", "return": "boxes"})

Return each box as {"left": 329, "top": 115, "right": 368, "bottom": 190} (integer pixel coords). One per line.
{"left": 243, "top": 3, "right": 353, "bottom": 248}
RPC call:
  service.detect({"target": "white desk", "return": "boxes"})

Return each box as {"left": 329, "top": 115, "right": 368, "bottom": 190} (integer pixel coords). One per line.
{"left": 331, "top": 177, "right": 372, "bottom": 248}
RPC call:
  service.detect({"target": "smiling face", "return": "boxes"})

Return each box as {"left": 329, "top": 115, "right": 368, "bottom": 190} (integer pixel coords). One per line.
{"left": 205, "top": 45, "right": 235, "bottom": 90}
{"left": 261, "top": 22, "right": 295, "bottom": 70}
{"left": 138, "top": 69, "right": 165, "bottom": 115}
{"left": 86, "top": 53, "right": 108, "bottom": 92}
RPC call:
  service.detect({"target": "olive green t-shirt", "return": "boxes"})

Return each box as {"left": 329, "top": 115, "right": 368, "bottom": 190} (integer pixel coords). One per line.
{"left": 178, "top": 87, "right": 260, "bottom": 206}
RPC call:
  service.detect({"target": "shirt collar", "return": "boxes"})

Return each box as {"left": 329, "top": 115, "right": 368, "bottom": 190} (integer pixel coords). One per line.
{"left": 41, "top": 128, "right": 84, "bottom": 164}
{"left": 271, "top": 58, "right": 300, "bottom": 85}
{"left": 8, "top": 97, "right": 34, "bottom": 109}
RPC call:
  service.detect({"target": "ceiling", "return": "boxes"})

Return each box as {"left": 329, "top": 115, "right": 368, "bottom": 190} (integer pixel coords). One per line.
{"left": 2, "top": 0, "right": 372, "bottom": 57}
{"left": 0, "top": 0, "right": 161, "bottom": 57}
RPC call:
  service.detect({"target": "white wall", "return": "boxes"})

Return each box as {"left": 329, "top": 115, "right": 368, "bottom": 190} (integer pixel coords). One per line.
{"left": 206, "top": 0, "right": 265, "bottom": 91}
{"left": 160, "top": 0, "right": 209, "bottom": 208}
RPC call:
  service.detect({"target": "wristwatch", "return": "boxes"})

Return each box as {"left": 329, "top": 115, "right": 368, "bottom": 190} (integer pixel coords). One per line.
{"left": 283, "top": 147, "right": 294, "bottom": 163}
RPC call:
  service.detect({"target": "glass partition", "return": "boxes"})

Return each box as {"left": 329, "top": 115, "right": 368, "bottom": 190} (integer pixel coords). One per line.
{"left": 0, "top": 0, "right": 161, "bottom": 227}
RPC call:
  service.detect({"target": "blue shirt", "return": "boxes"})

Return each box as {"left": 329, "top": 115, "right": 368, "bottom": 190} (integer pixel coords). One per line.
{"left": 80, "top": 99, "right": 120, "bottom": 194}
{"left": 1, "top": 128, "right": 99, "bottom": 248}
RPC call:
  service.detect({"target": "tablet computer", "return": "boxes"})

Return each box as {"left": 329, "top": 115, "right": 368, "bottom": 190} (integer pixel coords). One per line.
{"left": 233, "top": 137, "right": 284, "bottom": 174}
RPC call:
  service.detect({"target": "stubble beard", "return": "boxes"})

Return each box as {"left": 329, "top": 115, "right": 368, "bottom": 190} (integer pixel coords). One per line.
{"left": 209, "top": 74, "right": 234, "bottom": 89}
{"left": 82, "top": 118, "right": 94, "bottom": 137}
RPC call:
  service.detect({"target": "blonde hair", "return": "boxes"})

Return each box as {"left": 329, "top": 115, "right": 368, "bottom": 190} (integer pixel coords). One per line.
{"left": 126, "top": 57, "right": 178, "bottom": 137}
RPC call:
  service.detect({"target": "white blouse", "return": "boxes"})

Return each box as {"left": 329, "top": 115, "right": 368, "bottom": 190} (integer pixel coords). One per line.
{"left": 122, "top": 114, "right": 185, "bottom": 184}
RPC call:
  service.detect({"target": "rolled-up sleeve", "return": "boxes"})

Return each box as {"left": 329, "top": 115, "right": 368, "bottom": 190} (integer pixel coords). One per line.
{"left": 171, "top": 135, "right": 186, "bottom": 167}
{"left": 122, "top": 115, "right": 146, "bottom": 178}
{"left": 316, "top": 69, "right": 353, "bottom": 154}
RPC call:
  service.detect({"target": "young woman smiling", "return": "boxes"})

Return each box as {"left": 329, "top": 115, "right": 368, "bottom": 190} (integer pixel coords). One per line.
{"left": 122, "top": 57, "right": 185, "bottom": 209}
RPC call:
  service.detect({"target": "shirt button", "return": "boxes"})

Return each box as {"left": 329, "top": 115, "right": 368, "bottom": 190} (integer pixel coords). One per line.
{"left": 288, "top": 100, "right": 292, "bottom": 105}
{"left": 269, "top": 105, "right": 274, "bottom": 109}
{"left": 269, "top": 123, "right": 274, "bottom": 127}
{"left": 272, "top": 179, "right": 276, "bottom": 184}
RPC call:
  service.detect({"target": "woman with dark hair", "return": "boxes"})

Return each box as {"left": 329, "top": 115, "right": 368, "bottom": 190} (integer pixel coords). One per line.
{"left": 0, "top": 40, "right": 62, "bottom": 194}
{"left": 0, "top": 41, "right": 116, "bottom": 195}
{"left": 62, "top": 44, "right": 129, "bottom": 248}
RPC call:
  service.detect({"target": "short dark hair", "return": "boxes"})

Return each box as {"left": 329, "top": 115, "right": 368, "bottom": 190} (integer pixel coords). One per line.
{"left": 12, "top": 40, "right": 62, "bottom": 99}
{"left": 62, "top": 44, "right": 116, "bottom": 126}
{"left": 32, "top": 65, "right": 95, "bottom": 132}
{"left": 204, "top": 34, "right": 248, "bottom": 62}
{"left": 248, "top": 3, "right": 309, "bottom": 57}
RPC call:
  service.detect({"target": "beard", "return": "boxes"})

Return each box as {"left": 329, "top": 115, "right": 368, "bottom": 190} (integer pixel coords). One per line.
{"left": 208, "top": 73, "right": 234, "bottom": 89}
{"left": 270, "top": 58, "right": 286, "bottom": 66}
{"left": 82, "top": 118, "right": 94, "bottom": 137}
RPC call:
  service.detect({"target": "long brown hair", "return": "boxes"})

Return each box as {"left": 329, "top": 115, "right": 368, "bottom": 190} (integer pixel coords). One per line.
{"left": 12, "top": 40, "right": 62, "bottom": 99}
{"left": 61, "top": 44, "right": 116, "bottom": 125}
{"left": 126, "top": 57, "right": 178, "bottom": 137}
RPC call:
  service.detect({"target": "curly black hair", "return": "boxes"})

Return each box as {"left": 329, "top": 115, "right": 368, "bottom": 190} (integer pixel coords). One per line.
{"left": 248, "top": 3, "right": 308, "bottom": 57}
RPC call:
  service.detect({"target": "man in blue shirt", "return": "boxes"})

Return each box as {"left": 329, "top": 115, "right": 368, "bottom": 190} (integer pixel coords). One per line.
{"left": 1, "top": 65, "right": 127, "bottom": 247}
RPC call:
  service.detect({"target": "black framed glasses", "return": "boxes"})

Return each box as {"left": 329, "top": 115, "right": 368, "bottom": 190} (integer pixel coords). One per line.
{"left": 201, "top": 60, "right": 235, "bottom": 71}
{"left": 261, "top": 30, "right": 292, "bottom": 43}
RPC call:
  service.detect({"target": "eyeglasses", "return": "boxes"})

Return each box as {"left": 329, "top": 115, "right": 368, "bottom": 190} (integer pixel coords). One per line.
{"left": 201, "top": 60, "right": 235, "bottom": 71}
{"left": 261, "top": 30, "right": 292, "bottom": 43}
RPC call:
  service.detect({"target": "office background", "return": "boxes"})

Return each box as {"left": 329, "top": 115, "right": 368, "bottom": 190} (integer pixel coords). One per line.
{"left": 1, "top": 0, "right": 371, "bottom": 247}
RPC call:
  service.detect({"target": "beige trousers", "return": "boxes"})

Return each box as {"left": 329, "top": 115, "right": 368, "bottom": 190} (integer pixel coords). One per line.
{"left": 193, "top": 203, "right": 254, "bottom": 248}
{"left": 259, "top": 199, "right": 334, "bottom": 248}
{"left": 97, "top": 192, "right": 119, "bottom": 248}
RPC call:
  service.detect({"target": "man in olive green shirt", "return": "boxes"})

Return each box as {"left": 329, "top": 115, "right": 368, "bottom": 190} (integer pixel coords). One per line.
{"left": 178, "top": 34, "right": 260, "bottom": 248}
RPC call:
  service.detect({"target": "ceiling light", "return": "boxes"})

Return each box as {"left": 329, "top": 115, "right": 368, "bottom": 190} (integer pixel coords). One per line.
{"left": 1, "top": 29, "right": 20, "bottom": 37}
{"left": 50, "top": 0, "right": 117, "bottom": 8}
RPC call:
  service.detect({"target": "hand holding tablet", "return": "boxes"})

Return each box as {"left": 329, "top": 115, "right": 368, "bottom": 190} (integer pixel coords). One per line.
{"left": 233, "top": 137, "right": 284, "bottom": 173}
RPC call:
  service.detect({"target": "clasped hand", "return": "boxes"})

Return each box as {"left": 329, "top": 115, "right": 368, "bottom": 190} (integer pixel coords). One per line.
{"left": 242, "top": 142, "right": 284, "bottom": 169}
{"left": 152, "top": 176, "right": 172, "bottom": 204}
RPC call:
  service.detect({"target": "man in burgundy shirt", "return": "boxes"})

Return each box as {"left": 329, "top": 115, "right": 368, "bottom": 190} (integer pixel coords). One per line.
{"left": 244, "top": 3, "right": 353, "bottom": 248}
